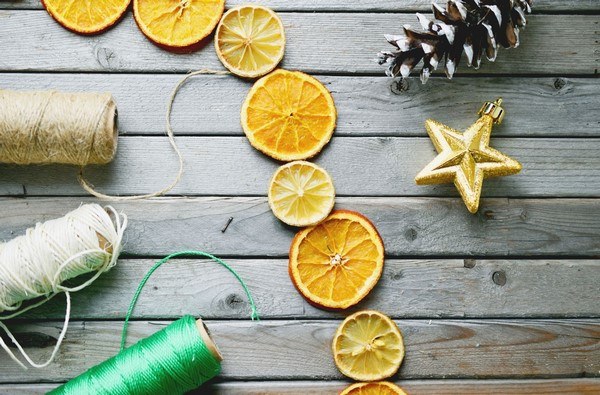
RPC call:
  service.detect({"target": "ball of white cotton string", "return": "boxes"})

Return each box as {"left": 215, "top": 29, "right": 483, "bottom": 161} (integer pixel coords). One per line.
{"left": 0, "top": 204, "right": 127, "bottom": 369}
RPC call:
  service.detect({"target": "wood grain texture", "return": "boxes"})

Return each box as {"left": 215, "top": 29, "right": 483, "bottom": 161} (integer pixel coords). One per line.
{"left": 12, "top": 259, "right": 600, "bottom": 320}
{"left": 5, "top": 379, "right": 600, "bottom": 394}
{"left": 192, "top": 379, "right": 600, "bottom": 395}
{"left": 1, "top": 1, "right": 599, "bottom": 390}
{"left": 1, "top": 0, "right": 598, "bottom": 12}
{"left": 2, "top": 74, "right": 598, "bottom": 138}
{"left": 1, "top": 137, "right": 599, "bottom": 197}
{"left": 0, "top": 197, "right": 598, "bottom": 257}
{"left": 0, "top": 319, "right": 597, "bottom": 382}
{"left": 0, "top": 13, "right": 597, "bottom": 74}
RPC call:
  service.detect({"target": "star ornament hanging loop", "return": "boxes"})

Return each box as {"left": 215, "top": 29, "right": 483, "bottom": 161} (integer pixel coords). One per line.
{"left": 415, "top": 99, "right": 522, "bottom": 214}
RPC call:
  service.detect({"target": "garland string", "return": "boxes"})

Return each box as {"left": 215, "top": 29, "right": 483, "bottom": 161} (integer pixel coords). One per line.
{"left": 79, "top": 69, "right": 231, "bottom": 200}
{"left": 121, "top": 250, "right": 259, "bottom": 350}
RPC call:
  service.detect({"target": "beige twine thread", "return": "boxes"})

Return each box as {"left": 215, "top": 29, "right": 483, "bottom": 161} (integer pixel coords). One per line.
{"left": 0, "top": 90, "right": 117, "bottom": 165}
{"left": 1, "top": 69, "right": 230, "bottom": 200}
{"left": 79, "top": 69, "right": 231, "bottom": 200}
{"left": 0, "top": 204, "right": 127, "bottom": 369}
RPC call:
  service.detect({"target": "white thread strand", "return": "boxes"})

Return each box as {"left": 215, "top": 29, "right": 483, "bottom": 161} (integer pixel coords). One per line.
{"left": 0, "top": 204, "right": 127, "bottom": 368}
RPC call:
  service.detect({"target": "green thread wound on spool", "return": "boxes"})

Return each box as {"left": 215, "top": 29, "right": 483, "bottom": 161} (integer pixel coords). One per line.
{"left": 49, "top": 251, "right": 259, "bottom": 395}
{"left": 48, "top": 315, "right": 220, "bottom": 395}
{"left": 121, "top": 250, "right": 260, "bottom": 350}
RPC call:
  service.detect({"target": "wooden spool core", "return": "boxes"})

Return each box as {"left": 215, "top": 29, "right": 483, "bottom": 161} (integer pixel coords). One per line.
{"left": 96, "top": 233, "right": 112, "bottom": 254}
{"left": 96, "top": 208, "right": 116, "bottom": 254}
{"left": 196, "top": 318, "right": 223, "bottom": 362}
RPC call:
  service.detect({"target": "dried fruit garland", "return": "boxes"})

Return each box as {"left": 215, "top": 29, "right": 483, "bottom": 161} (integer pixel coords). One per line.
{"left": 377, "top": 0, "right": 533, "bottom": 83}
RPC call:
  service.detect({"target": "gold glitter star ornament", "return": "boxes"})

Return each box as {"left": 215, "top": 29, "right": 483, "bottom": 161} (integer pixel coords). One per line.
{"left": 415, "top": 99, "right": 522, "bottom": 213}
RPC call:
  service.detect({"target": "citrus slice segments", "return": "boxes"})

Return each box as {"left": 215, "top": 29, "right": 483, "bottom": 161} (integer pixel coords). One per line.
{"left": 241, "top": 69, "right": 337, "bottom": 161}
{"left": 42, "top": 0, "right": 130, "bottom": 35}
{"left": 215, "top": 5, "right": 285, "bottom": 78}
{"left": 333, "top": 311, "right": 405, "bottom": 381}
{"left": 341, "top": 381, "right": 407, "bottom": 395}
{"left": 268, "top": 161, "right": 335, "bottom": 227}
{"left": 289, "top": 210, "right": 384, "bottom": 309}
{"left": 133, "top": 0, "right": 224, "bottom": 49}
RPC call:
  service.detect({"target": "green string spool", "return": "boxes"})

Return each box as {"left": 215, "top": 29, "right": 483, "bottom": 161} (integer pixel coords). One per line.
{"left": 48, "top": 315, "right": 221, "bottom": 394}
{"left": 49, "top": 251, "right": 259, "bottom": 395}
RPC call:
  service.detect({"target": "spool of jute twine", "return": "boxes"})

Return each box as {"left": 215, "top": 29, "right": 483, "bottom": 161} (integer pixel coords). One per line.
{"left": 0, "top": 90, "right": 117, "bottom": 165}
{"left": 1, "top": 69, "right": 230, "bottom": 200}
{"left": 49, "top": 251, "right": 259, "bottom": 395}
{"left": 0, "top": 204, "right": 127, "bottom": 369}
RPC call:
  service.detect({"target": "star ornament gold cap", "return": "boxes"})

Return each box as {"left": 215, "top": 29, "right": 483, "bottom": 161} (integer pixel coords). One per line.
{"left": 415, "top": 99, "right": 522, "bottom": 214}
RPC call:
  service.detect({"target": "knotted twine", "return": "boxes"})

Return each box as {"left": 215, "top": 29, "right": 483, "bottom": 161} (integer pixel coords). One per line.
{"left": 0, "top": 69, "right": 230, "bottom": 200}
{"left": 0, "top": 204, "right": 127, "bottom": 369}
{"left": 49, "top": 251, "right": 259, "bottom": 395}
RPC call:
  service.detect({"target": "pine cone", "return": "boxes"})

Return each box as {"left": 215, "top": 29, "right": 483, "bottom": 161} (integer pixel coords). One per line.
{"left": 377, "top": 0, "right": 533, "bottom": 83}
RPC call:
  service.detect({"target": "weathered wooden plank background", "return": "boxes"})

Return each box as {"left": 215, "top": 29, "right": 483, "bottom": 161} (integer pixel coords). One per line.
{"left": 0, "top": 0, "right": 599, "bottom": 393}
{"left": 0, "top": 13, "right": 597, "bottom": 74}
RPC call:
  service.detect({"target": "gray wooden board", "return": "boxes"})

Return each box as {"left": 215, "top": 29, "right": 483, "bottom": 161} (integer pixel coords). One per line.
{"left": 4, "top": 379, "right": 600, "bottom": 394}
{"left": 0, "top": 197, "right": 599, "bottom": 257}
{"left": 1, "top": 1, "right": 599, "bottom": 391}
{"left": 2, "top": 0, "right": 599, "bottom": 12}
{"left": 1, "top": 137, "right": 600, "bottom": 197}
{"left": 0, "top": 12, "right": 597, "bottom": 74}
{"left": 0, "top": 319, "right": 598, "bottom": 382}
{"left": 11, "top": 258, "right": 600, "bottom": 320}
{"left": 2, "top": 74, "right": 598, "bottom": 138}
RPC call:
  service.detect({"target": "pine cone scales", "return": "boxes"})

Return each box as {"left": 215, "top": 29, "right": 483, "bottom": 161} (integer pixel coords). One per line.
{"left": 377, "top": 0, "right": 533, "bottom": 83}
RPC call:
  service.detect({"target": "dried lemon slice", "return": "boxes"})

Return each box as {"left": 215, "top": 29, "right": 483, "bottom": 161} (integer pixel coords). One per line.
{"left": 268, "top": 161, "right": 335, "bottom": 227}
{"left": 215, "top": 5, "right": 285, "bottom": 78}
{"left": 341, "top": 382, "right": 407, "bottom": 395}
{"left": 241, "top": 69, "right": 337, "bottom": 161}
{"left": 42, "top": 0, "right": 130, "bottom": 34}
{"left": 333, "top": 310, "right": 405, "bottom": 381}
{"left": 289, "top": 211, "right": 384, "bottom": 309}
{"left": 133, "top": 0, "right": 224, "bottom": 49}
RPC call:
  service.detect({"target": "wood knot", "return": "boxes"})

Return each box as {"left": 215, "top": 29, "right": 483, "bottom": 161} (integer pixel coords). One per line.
{"left": 492, "top": 271, "right": 507, "bottom": 286}
{"left": 0, "top": 331, "right": 57, "bottom": 349}
{"left": 390, "top": 78, "right": 410, "bottom": 94}
{"left": 483, "top": 210, "right": 495, "bottom": 220}
{"left": 463, "top": 259, "right": 476, "bottom": 268}
{"left": 96, "top": 47, "right": 119, "bottom": 69}
{"left": 520, "top": 210, "right": 528, "bottom": 221}
{"left": 553, "top": 78, "right": 566, "bottom": 90}
{"left": 225, "top": 294, "right": 245, "bottom": 309}
{"left": 404, "top": 228, "right": 418, "bottom": 241}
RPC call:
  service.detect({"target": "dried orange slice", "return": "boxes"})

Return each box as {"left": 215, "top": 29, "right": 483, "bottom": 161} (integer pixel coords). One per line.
{"left": 341, "top": 382, "right": 407, "bottom": 395}
{"left": 241, "top": 69, "right": 337, "bottom": 161}
{"left": 133, "top": 0, "right": 224, "bottom": 49}
{"left": 333, "top": 311, "right": 405, "bottom": 381}
{"left": 268, "top": 161, "right": 335, "bottom": 227}
{"left": 42, "top": 0, "right": 130, "bottom": 34}
{"left": 215, "top": 5, "right": 285, "bottom": 78}
{"left": 289, "top": 210, "right": 384, "bottom": 309}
